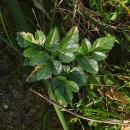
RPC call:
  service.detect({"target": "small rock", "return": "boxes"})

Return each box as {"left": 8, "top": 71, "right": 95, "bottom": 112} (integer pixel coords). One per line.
{"left": 3, "top": 104, "right": 8, "bottom": 109}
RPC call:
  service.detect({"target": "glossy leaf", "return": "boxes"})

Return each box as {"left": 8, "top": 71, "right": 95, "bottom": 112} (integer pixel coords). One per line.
{"left": 23, "top": 47, "right": 41, "bottom": 58}
{"left": 78, "top": 56, "right": 98, "bottom": 73}
{"left": 69, "top": 67, "right": 87, "bottom": 86}
{"left": 27, "top": 63, "right": 53, "bottom": 82}
{"left": 17, "top": 32, "right": 36, "bottom": 48}
{"left": 80, "top": 38, "right": 91, "bottom": 54}
{"left": 35, "top": 30, "right": 46, "bottom": 45}
{"left": 52, "top": 60, "right": 62, "bottom": 75}
{"left": 23, "top": 52, "right": 49, "bottom": 66}
{"left": 45, "top": 28, "right": 59, "bottom": 52}
{"left": 59, "top": 52, "right": 75, "bottom": 63}
{"left": 91, "top": 51, "right": 106, "bottom": 61}
{"left": 91, "top": 36, "right": 115, "bottom": 53}
{"left": 58, "top": 26, "right": 79, "bottom": 52}
{"left": 59, "top": 35, "right": 79, "bottom": 63}
{"left": 27, "top": 60, "right": 62, "bottom": 82}
{"left": 53, "top": 76, "right": 79, "bottom": 106}
{"left": 62, "top": 65, "right": 70, "bottom": 73}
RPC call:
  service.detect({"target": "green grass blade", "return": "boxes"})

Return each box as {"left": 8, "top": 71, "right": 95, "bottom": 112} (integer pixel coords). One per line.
{"left": 50, "top": 0, "right": 58, "bottom": 29}
{"left": 83, "top": 108, "right": 122, "bottom": 119}
{"left": 43, "top": 80, "right": 69, "bottom": 130}
{"left": 0, "top": 11, "right": 20, "bottom": 53}
{"left": 122, "top": 26, "right": 130, "bottom": 41}
{"left": 77, "top": 10, "right": 130, "bottom": 52}
{"left": 5, "top": 0, "right": 29, "bottom": 31}
{"left": 97, "top": 0, "right": 103, "bottom": 14}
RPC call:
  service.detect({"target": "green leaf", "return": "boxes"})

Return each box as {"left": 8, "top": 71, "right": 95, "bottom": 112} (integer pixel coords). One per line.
{"left": 89, "top": 74, "right": 101, "bottom": 84}
{"left": 59, "top": 38, "right": 79, "bottom": 63}
{"left": 65, "top": 42, "right": 79, "bottom": 52}
{"left": 24, "top": 52, "right": 49, "bottom": 66}
{"left": 69, "top": 67, "right": 87, "bottom": 86}
{"left": 53, "top": 76, "right": 79, "bottom": 106}
{"left": 17, "top": 32, "right": 36, "bottom": 48}
{"left": 27, "top": 64, "right": 52, "bottom": 82}
{"left": 62, "top": 65, "right": 70, "bottom": 73}
{"left": 58, "top": 26, "right": 79, "bottom": 52}
{"left": 91, "top": 36, "right": 115, "bottom": 53}
{"left": 45, "top": 28, "right": 60, "bottom": 52}
{"left": 59, "top": 52, "right": 75, "bottom": 63}
{"left": 59, "top": 65, "right": 70, "bottom": 77}
{"left": 23, "top": 47, "right": 41, "bottom": 58}
{"left": 35, "top": 30, "right": 46, "bottom": 45}
{"left": 26, "top": 60, "right": 62, "bottom": 82}
{"left": 91, "top": 51, "right": 106, "bottom": 61}
{"left": 78, "top": 56, "right": 98, "bottom": 73}
{"left": 80, "top": 38, "right": 91, "bottom": 54}
{"left": 52, "top": 60, "right": 62, "bottom": 75}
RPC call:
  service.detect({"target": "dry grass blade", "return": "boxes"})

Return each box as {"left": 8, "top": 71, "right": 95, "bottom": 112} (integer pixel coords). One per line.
{"left": 30, "top": 87, "right": 130, "bottom": 126}
{"left": 32, "top": 0, "right": 51, "bottom": 20}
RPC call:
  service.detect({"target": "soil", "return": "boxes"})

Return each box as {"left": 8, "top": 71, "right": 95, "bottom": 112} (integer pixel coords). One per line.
{"left": 0, "top": 43, "right": 61, "bottom": 130}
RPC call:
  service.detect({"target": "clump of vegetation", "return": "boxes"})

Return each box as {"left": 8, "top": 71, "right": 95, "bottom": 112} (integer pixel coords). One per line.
{"left": 1, "top": 0, "right": 130, "bottom": 129}
{"left": 17, "top": 26, "right": 115, "bottom": 104}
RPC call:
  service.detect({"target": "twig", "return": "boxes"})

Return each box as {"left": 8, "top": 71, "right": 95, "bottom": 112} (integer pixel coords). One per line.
{"left": 30, "top": 87, "right": 130, "bottom": 126}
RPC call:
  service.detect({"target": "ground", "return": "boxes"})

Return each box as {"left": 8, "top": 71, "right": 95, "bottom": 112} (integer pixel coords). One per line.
{"left": 0, "top": 43, "right": 62, "bottom": 129}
